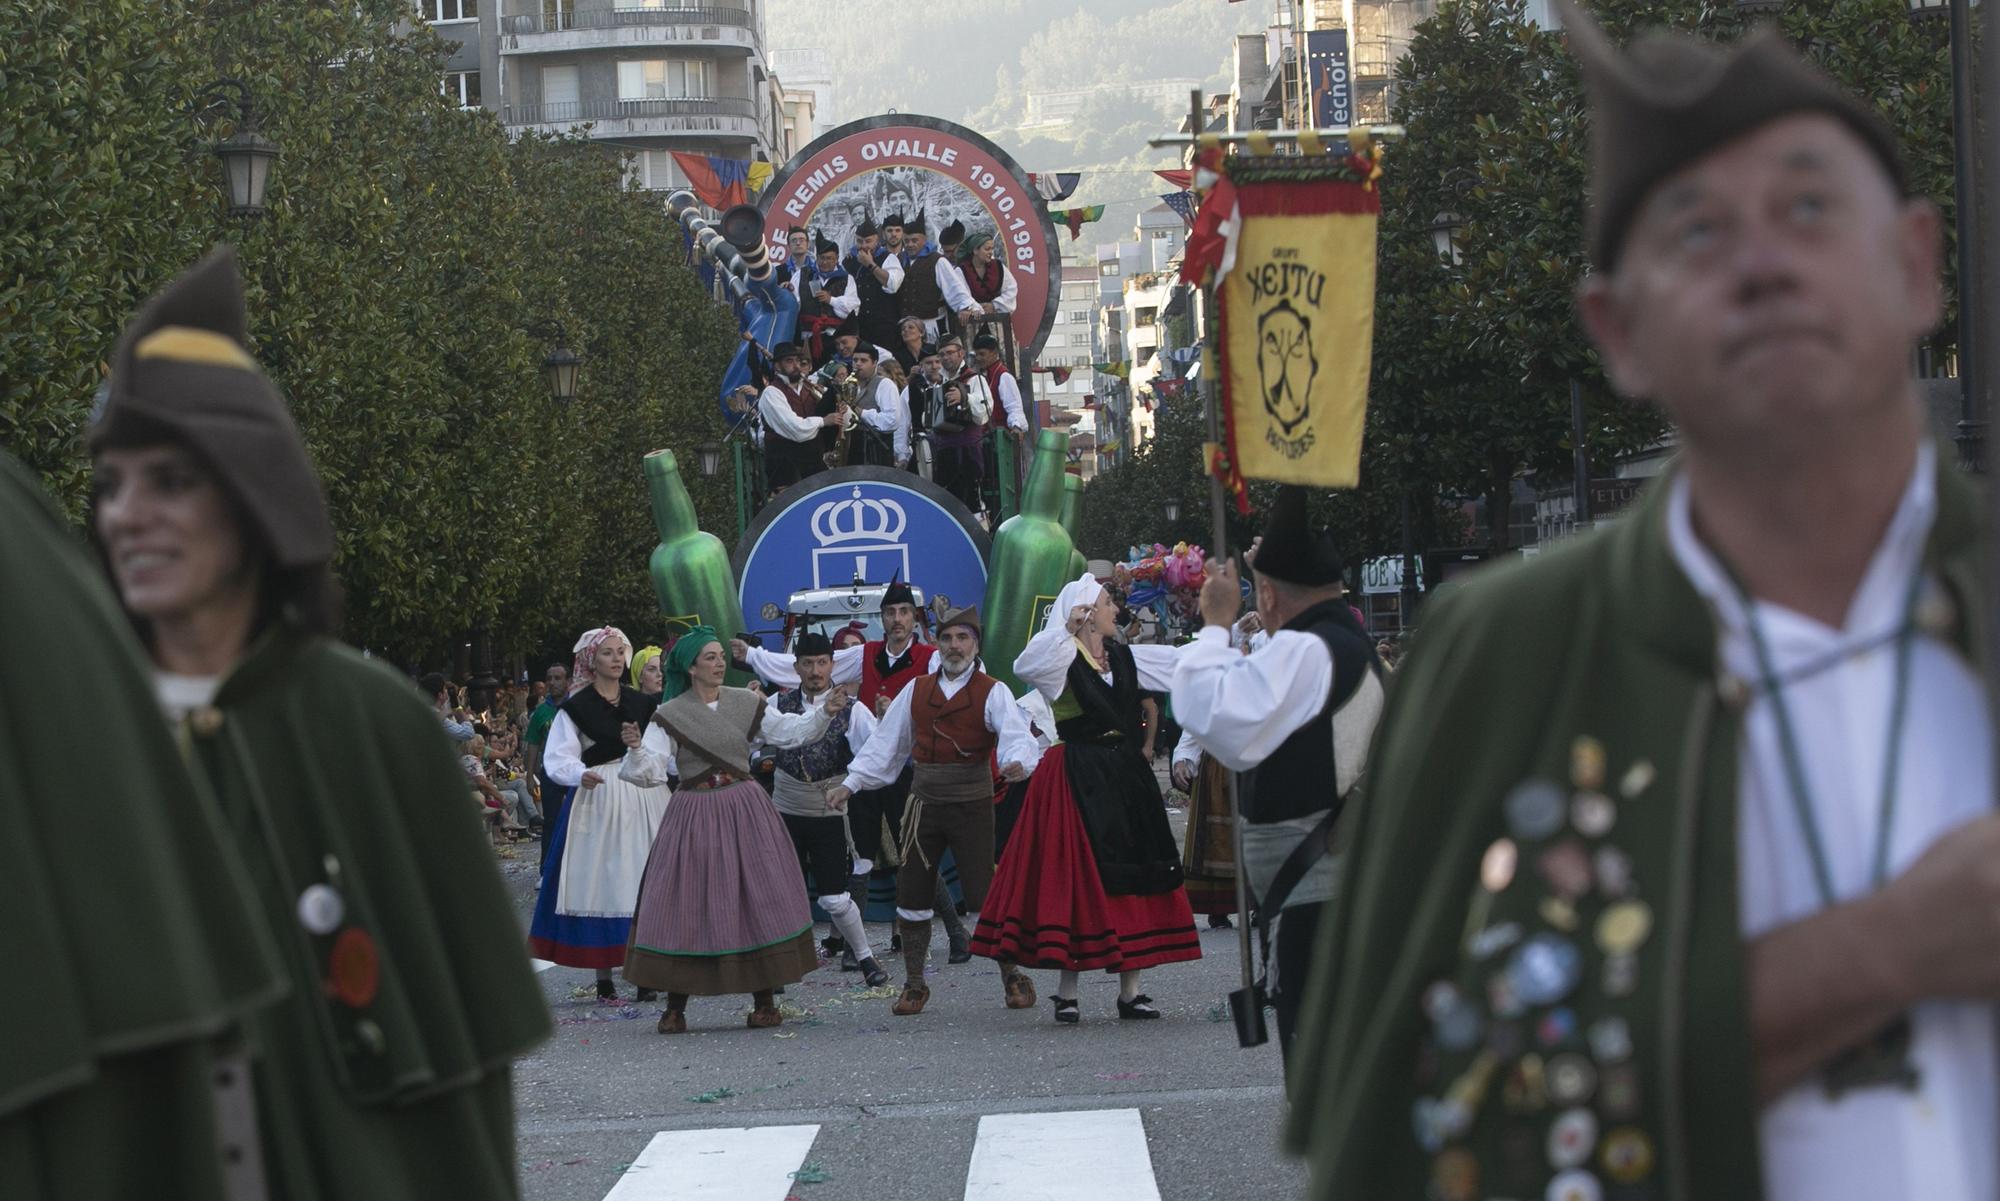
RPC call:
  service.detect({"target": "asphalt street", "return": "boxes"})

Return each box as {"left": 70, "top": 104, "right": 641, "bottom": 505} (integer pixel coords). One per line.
{"left": 498, "top": 788, "right": 1310, "bottom": 1201}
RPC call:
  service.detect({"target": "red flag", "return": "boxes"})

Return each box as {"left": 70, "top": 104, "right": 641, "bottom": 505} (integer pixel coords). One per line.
{"left": 670, "top": 152, "right": 750, "bottom": 210}
{"left": 1154, "top": 169, "right": 1193, "bottom": 190}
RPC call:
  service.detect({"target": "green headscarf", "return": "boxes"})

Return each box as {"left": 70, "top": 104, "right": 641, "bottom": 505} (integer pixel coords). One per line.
{"left": 958, "top": 231, "right": 993, "bottom": 264}
{"left": 629, "top": 644, "right": 663, "bottom": 691}
{"left": 659, "top": 626, "right": 720, "bottom": 703}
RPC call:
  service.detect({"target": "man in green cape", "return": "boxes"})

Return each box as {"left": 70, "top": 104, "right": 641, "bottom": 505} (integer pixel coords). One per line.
{"left": 1286, "top": 7, "right": 1997, "bottom": 1200}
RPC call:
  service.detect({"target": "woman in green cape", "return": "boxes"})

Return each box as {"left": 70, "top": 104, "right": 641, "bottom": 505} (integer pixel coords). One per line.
{"left": 87, "top": 249, "right": 548, "bottom": 1200}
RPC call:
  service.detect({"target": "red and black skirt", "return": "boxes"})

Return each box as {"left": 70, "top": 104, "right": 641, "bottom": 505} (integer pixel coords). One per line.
{"left": 971, "top": 743, "right": 1201, "bottom": 972}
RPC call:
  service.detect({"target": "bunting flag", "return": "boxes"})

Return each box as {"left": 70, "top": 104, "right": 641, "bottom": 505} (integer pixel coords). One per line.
{"left": 1044, "top": 366, "right": 1073, "bottom": 385}
{"left": 1199, "top": 131, "right": 1385, "bottom": 509}
{"left": 670, "top": 152, "right": 771, "bottom": 210}
{"left": 1155, "top": 169, "right": 1194, "bottom": 190}
{"left": 1094, "top": 361, "right": 1131, "bottom": 379}
{"left": 1029, "top": 172, "right": 1083, "bottom": 202}
{"left": 1054, "top": 204, "right": 1107, "bottom": 241}
{"left": 1161, "top": 191, "right": 1199, "bottom": 227}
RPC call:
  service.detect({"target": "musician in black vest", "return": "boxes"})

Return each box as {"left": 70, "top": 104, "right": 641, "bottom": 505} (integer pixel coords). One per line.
{"left": 756, "top": 341, "right": 847, "bottom": 491}
{"left": 896, "top": 212, "right": 952, "bottom": 341}
{"left": 1169, "top": 486, "right": 1386, "bottom": 1060}
{"left": 843, "top": 220, "right": 904, "bottom": 352}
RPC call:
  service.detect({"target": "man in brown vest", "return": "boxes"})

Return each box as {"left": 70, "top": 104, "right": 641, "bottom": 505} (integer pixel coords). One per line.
{"left": 829, "top": 606, "right": 1043, "bottom": 1016}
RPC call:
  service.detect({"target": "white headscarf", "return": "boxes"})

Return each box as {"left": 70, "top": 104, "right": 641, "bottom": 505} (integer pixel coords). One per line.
{"left": 568, "top": 626, "right": 630, "bottom": 695}
{"left": 1042, "top": 572, "right": 1106, "bottom": 638}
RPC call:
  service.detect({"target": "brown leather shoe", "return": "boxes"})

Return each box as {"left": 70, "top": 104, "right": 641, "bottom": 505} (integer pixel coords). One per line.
{"left": 1003, "top": 971, "right": 1037, "bottom": 1009}
{"left": 746, "top": 1005, "right": 782, "bottom": 1029}
{"left": 891, "top": 983, "right": 931, "bottom": 1016}
{"left": 656, "top": 1010, "right": 687, "bottom": 1034}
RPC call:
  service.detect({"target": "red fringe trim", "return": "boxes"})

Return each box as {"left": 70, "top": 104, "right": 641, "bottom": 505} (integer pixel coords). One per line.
{"left": 1215, "top": 299, "right": 1253, "bottom": 515}
{"left": 1234, "top": 178, "right": 1381, "bottom": 218}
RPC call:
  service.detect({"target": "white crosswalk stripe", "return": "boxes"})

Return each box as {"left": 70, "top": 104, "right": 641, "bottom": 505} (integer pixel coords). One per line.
{"left": 965, "top": 1109, "right": 1163, "bottom": 1201}
{"left": 600, "top": 1124, "right": 821, "bottom": 1200}
{"left": 593, "top": 1109, "right": 1164, "bottom": 1201}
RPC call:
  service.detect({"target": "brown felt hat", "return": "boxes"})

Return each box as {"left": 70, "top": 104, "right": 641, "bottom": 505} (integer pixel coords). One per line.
{"left": 937, "top": 604, "right": 982, "bottom": 638}
{"left": 90, "top": 247, "right": 335, "bottom": 569}
{"left": 1561, "top": 1, "right": 1907, "bottom": 271}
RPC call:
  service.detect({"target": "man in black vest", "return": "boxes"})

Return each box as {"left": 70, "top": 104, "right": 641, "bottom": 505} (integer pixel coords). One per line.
{"left": 1169, "top": 486, "right": 1385, "bottom": 1060}
{"left": 843, "top": 220, "right": 904, "bottom": 353}
{"left": 896, "top": 212, "right": 952, "bottom": 341}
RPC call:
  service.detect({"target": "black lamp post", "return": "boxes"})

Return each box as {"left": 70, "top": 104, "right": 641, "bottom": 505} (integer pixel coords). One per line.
{"left": 1163, "top": 497, "right": 1182, "bottom": 526}
{"left": 1427, "top": 212, "right": 1465, "bottom": 266}
{"left": 695, "top": 441, "right": 724, "bottom": 478}
{"left": 526, "top": 322, "right": 582, "bottom": 402}
{"left": 191, "top": 79, "right": 278, "bottom": 218}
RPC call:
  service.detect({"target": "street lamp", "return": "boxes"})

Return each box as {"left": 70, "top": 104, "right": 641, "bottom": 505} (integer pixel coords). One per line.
{"left": 1428, "top": 212, "right": 1464, "bottom": 265}
{"left": 526, "top": 321, "right": 583, "bottom": 402}
{"left": 191, "top": 79, "right": 278, "bottom": 218}
{"left": 695, "top": 441, "right": 724, "bottom": 478}
{"left": 1162, "top": 498, "right": 1182, "bottom": 525}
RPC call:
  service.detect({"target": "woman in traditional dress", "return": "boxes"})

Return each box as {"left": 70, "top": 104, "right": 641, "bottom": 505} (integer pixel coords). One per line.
{"left": 530, "top": 627, "right": 673, "bottom": 1000}
{"left": 1173, "top": 730, "right": 1239, "bottom": 928}
{"left": 632, "top": 642, "right": 664, "bottom": 700}
{"left": 623, "top": 629, "right": 820, "bottom": 1033}
{"left": 972, "top": 574, "right": 1201, "bottom": 1023}
{"left": 87, "top": 248, "right": 547, "bottom": 1200}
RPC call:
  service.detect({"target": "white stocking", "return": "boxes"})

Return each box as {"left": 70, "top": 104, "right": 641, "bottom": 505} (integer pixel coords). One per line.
{"left": 819, "top": 892, "right": 873, "bottom": 961}
{"left": 1119, "top": 970, "right": 1143, "bottom": 1001}
{"left": 1058, "top": 970, "right": 1081, "bottom": 1001}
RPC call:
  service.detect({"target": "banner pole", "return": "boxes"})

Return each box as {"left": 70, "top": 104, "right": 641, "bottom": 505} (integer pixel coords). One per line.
{"left": 1186, "top": 88, "right": 1265, "bottom": 1046}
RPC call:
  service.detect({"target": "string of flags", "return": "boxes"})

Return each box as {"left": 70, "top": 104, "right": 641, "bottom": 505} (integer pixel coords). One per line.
{"left": 669, "top": 152, "right": 773, "bottom": 211}
{"left": 1093, "top": 361, "right": 1132, "bottom": 379}
{"left": 1029, "top": 172, "right": 1083, "bottom": 202}
{"left": 1160, "top": 191, "right": 1198, "bottom": 227}
{"left": 1031, "top": 365, "right": 1075, "bottom": 385}
{"left": 1053, "top": 204, "right": 1107, "bottom": 240}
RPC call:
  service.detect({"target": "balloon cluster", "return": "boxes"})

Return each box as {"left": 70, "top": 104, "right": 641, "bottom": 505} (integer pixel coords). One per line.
{"left": 1119, "top": 541, "right": 1211, "bottom": 637}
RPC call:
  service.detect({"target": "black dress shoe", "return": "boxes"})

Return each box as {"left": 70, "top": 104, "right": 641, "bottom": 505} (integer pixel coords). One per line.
{"left": 859, "top": 957, "right": 890, "bottom": 988}
{"left": 635, "top": 988, "right": 658, "bottom": 1003}
{"left": 595, "top": 978, "right": 617, "bottom": 1001}
{"left": 840, "top": 946, "right": 861, "bottom": 972}
{"left": 1052, "top": 997, "right": 1080, "bottom": 1025}
{"left": 1116, "top": 994, "right": 1162, "bottom": 1020}
{"left": 1207, "top": 913, "right": 1234, "bottom": 930}
{"left": 948, "top": 946, "right": 973, "bottom": 965}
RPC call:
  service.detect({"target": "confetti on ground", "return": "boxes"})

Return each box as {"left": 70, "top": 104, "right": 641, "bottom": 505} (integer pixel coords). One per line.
{"left": 686, "top": 1087, "right": 737, "bottom": 1103}
{"left": 778, "top": 1002, "right": 815, "bottom": 1018}
{"left": 773, "top": 1030, "right": 799, "bottom": 1039}
{"left": 555, "top": 1006, "right": 646, "bottom": 1025}
{"left": 1205, "top": 1004, "right": 1229, "bottom": 1023}
{"left": 1096, "top": 1071, "right": 1145, "bottom": 1081}
{"left": 849, "top": 985, "right": 900, "bottom": 1000}
{"left": 567, "top": 985, "right": 598, "bottom": 1000}
{"left": 524, "top": 1160, "right": 555, "bottom": 1172}
{"left": 562, "top": 1158, "right": 587, "bottom": 1166}
{"left": 751, "top": 1076, "right": 807, "bottom": 1093}
{"left": 789, "top": 1162, "right": 831, "bottom": 1184}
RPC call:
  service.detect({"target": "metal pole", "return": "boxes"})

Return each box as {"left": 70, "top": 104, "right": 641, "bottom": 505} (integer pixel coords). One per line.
{"left": 1399, "top": 492, "right": 1419, "bottom": 633}
{"left": 1187, "top": 86, "right": 1263, "bottom": 1043}
{"left": 1948, "top": 0, "right": 1982, "bottom": 469}
{"left": 1570, "top": 379, "right": 1592, "bottom": 531}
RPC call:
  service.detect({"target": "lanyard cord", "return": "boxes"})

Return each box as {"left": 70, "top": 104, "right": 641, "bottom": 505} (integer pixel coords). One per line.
{"left": 1732, "top": 569, "right": 1924, "bottom": 904}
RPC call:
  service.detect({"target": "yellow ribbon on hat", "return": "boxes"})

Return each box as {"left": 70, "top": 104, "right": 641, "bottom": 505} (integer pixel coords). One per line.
{"left": 133, "top": 326, "right": 256, "bottom": 371}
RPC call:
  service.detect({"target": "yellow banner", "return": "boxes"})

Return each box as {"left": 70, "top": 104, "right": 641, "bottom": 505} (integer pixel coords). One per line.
{"left": 1220, "top": 202, "right": 1377, "bottom": 488}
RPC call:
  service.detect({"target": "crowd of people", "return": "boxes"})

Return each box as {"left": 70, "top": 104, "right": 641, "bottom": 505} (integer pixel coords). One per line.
{"left": 734, "top": 211, "right": 1032, "bottom": 516}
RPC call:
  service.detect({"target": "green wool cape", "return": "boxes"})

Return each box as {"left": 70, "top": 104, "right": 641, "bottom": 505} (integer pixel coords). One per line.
{"left": 0, "top": 453, "right": 289, "bottom": 1200}
{"left": 1283, "top": 457, "right": 1985, "bottom": 1201}
{"left": 177, "top": 624, "right": 553, "bottom": 1201}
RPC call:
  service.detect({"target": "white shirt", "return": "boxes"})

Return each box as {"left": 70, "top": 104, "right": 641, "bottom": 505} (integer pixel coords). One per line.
{"left": 1012, "top": 622, "right": 1183, "bottom": 701}
{"left": 939, "top": 257, "right": 975, "bottom": 315}
{"left": 1171, "top": 726, "right": 1202, "bottom": 772}
{"left": 543, "top": 706, "right": 678, "bottom": 786}
{"left": 1171, "top": 624, "right": 1334, "bottom": 771}
{"left": 155, "top": 672, "right": 221, "bottom": 725}
{"left": 743, "top": 639, "right": 933, "bottom": 691}
{"left": 1666, "top": 442, "right": 1995, "bottom": 1201}
{"left": 990, "top": 368, "right": 1028, "bottom": 431}
{"left": 757, "top": 382, "right": 826, "bottom": 444}
{"left": 758, "top": 685, "right": 879, "bottom": 763}
{"left": 854, "top": 373, "right": 909, "bottom": 464}
{"left": 851, "top": 248, "right": 904, "bottom": 294}
{"left": 840, "top": 664, "right": 1042, "bottom": 792}
{"left": 960, "top": 259, "right": 1018, "bottom": 314}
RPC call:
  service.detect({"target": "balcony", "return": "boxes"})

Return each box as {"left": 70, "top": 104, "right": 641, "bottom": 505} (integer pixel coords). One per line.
{"left": 503, "top": 95, "right": 761, "bottom": 140}
{"left": 500, "top": 6, "right": 757, "bottom": 55}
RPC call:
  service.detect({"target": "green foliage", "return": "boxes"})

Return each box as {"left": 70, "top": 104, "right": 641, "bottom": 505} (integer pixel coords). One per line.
{"left": 0, "top": 0, "right": 737, "bottom": 667}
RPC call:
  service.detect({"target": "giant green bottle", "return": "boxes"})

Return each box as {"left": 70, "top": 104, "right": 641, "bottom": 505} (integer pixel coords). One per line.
{"left": 982, "top": 428, "right": 1081, "bottom": 694}
{"left": 644, "top": 449, "right": 746, "bottom": 680}
{"left": 1059, "top": 472, "right": 1088, "bottom": 580}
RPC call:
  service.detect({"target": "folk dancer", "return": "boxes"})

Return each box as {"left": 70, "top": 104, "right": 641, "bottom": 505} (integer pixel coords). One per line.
{"left": 85, "top": 248, "right": 547, "bottom": 1198}
{"left": 755, "top": 632, "right": 891, "bottom": 988}
{"left": 1170, "top": 489, "right": 1386, "bottom": 1056}
{"left": 954, "top": 230, "right": 1018, "bottom": 339}
{"left": 1171, "top": 728, "right": 1237, "bottom": 929}
{"left": 897, "top": 212, "right": 955, "bottom": 341}
{"left": 973, "top": 574, "right": 1201, "bottom": 1024}
{"left": 792, "top": 233, "right": 856, "bottom": 365}
{"left": 623, "top": 630, "right": 820, "bottom": 1033}
{"left": 533, "top": 627, "right": 674, "bottom": 1000}
{"left": 827, "top": 606, "right": 1043, "bottom": 1016}
{"left": 934, "top": 335, "right": 997, "bottom": 514}
{"left": 734, "top": 578, "right": 975, "bottom": 965}
{"left": 847, "top": 344, "right": 909, "bottom": 469}
{"left": 1284, "top": 12, "right": 1998, "bottom": 1201}
{"left": 756, "top": 341, "right": 848, "bottom": 491}
{"left": 844, "top": 219, "right": 905, "bottom": 353}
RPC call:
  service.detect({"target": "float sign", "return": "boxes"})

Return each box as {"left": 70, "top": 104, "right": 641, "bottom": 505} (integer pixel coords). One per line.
{"left": 732, "top": 468, "right": 992, "bottom": 650}
{"left": 760, "top": 114, "right": 1061, "bottom": 363}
